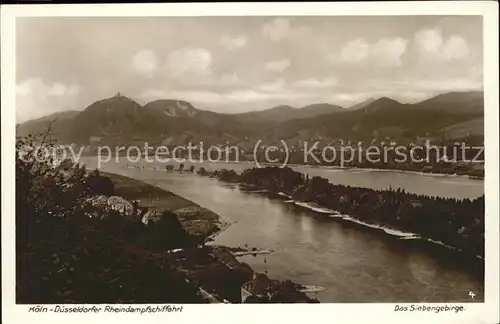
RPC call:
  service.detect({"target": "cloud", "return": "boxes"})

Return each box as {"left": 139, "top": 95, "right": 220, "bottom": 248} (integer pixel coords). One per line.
{"left": 132, "top": 49, "right": 158, "bottom": 77}
{"left": 220, "top": 73, "right": 241, "bottom": 84}
{"left": 226, "top": 89, "right": 304, "bottom": 102}
{"left": 166, "top": 47, "right": 212, "bottom": 79}
{"left": 340, "top": 39, "right": 370, "bottom": 63}
{"left": 17, "top": 17, "right": 482, "bottom": 116}
{"left": 414, "top": 29, "right": 442, "bottom": 56}
{"left": 441, "top": 36, "right": 469, "bottom": 60}
{"left": 350, "top": 76, "right": 483, "bottom": 104}
{"left": 395, "top": 78, "right": 482, "bottom": 92}
{"left": 262, "top": 18, "right": 291, "bottom": 42}
{"left": 141, "top": 89, "right": 222, "bottom": 105}
{"left": 220, "top": 35, "right": 247, "bottom": 50}
{"left": 339, "top": 38, "right": 407, "bottom": 66}
{"left": 16, "top": 78, "right": 80, "bottom": 122}
{"left": 258, "top": 79, "right": 286, "bottom": 92}
{"left": 261, "top": 18, "right": 312, "bottom": 44}
{"left": 294, "top": 77, "right": 338, "bottom": 89}
{"left": 414, "top": 29, "right": 469, "bottom": 61}
{"left": 371, "top": 38, "right": 408, "bottom": 67}
{"left": 325, "top": 92, "right": 374, "bottom": 106}
{"left": 141, "top": 85, "right": 316, "bottom": 107}
{"left": 265, "top": 59, "right": 291, "bottom": 72}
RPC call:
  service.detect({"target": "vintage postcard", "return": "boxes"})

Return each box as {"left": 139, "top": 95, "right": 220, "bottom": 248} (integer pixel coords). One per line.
{"left": 1, "top": 2, "right": 499, "bottom": 324}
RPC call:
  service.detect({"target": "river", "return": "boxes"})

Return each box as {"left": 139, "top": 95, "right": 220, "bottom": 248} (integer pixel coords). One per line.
{"left": 82, "top": 157, "right": 484, "bottom": 302}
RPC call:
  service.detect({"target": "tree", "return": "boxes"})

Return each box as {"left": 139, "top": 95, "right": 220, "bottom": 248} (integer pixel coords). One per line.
{"left": 16, "top": 122, "right": 92, "bottom": 219}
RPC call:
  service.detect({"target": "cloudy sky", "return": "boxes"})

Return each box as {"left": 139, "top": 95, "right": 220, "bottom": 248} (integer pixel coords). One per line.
{"left": 16, "top": 16, "right": 483, "bottom": 122}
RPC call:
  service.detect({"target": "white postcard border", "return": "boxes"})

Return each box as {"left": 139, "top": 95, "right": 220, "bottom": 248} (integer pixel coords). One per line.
{"left": 1, "top": 2, "right": 498, "bottom": 324}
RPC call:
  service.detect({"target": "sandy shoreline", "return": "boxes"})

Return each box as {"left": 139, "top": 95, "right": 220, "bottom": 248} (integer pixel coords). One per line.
{"left": 241, "top": 182, "right": 484, "bottom": 263}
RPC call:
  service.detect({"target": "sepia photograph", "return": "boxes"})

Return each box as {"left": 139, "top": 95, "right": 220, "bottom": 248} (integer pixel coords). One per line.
{"left": 1, "top": 2, "right": 499, "bottom": 324}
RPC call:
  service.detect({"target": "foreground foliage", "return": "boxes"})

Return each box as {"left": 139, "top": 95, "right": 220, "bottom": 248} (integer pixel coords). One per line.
{"left": 16, "top": 133, "right": 202, "bottom": 303}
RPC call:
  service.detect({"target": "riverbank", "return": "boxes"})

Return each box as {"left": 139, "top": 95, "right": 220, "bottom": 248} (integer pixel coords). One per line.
{"left": 79, "top": 156, "right": 484, "bottom": 200}
{"left": 207, "top": 166, "right": 484, "bottom": 266}
{"left": 77, "top": 159, "right": 484, "bottom": 301}
{"left": 101, "top": 172, "right": 318, "bottom": 303}
{"left": 237, "top": 183, "right": 486, "bottom": 283}
{"left": 239, "top": 183, "right": 485, "bottom": 276}
{"left": 103, "top": 172, "right": 227, "bottom": 240}
{"left": 288, "top": 199, "right": 483, "bottom": 271}
{"left": 16, "top": 149, "right": 318, "bottom": 304}
{"left": 249, "top": 161, "right": 484, "bottom": 179}
{"left": 73, "top": 158, "right": 484, "bottom": 302}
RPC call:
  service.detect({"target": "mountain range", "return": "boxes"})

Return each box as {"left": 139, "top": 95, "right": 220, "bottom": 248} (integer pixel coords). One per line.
{"left": 17, "top": 91, "right": 484, "bottom": 147}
